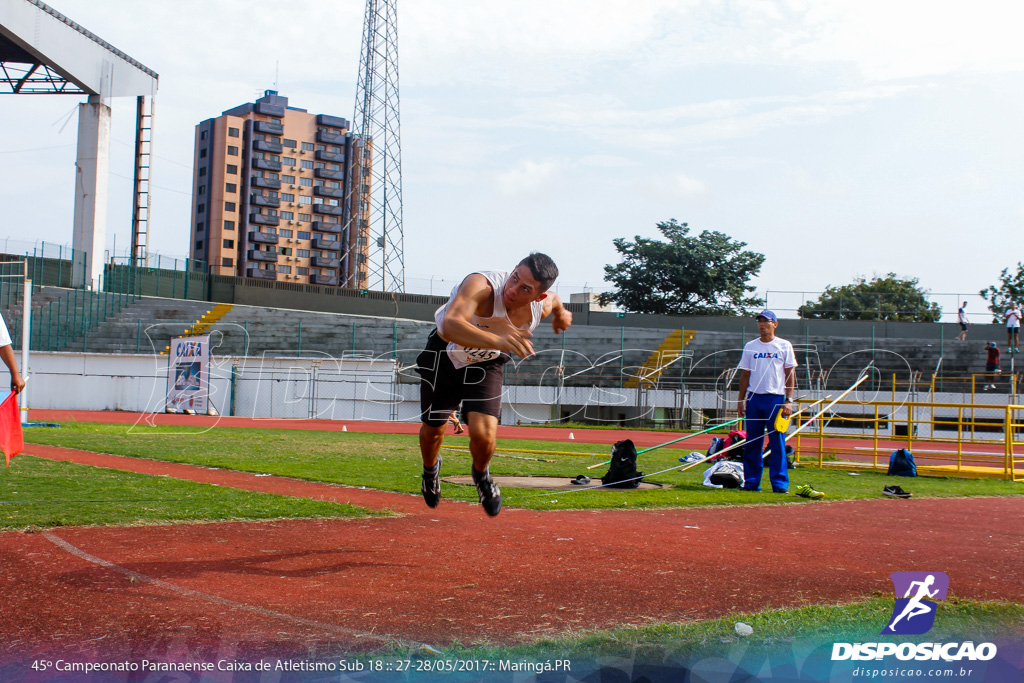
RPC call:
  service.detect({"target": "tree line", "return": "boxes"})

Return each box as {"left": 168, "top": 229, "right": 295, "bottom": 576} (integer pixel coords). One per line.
{"left": 599, "top": 219, "right": 1017, "bottom": 322}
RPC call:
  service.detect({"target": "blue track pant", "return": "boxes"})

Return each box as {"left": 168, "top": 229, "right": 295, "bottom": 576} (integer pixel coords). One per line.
{"left": 741, "top": 393, "right": 788, "bottom": 492}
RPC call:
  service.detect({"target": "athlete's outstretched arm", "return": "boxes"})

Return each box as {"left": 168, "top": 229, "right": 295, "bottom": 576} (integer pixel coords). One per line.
{"left": 542, "top": 293, "right": 572, "bottom": 334}
{"left": 439, "top": 274, "right": 535, "bottom": 359}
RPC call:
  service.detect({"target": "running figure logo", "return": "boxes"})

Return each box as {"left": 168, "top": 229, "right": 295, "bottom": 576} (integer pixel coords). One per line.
{"left": 883, "top": 572, "right": 949, "bottom": 635}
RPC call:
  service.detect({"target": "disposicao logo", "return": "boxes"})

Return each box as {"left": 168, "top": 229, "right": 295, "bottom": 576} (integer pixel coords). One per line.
{"left": 831, "top": 572, "right": 998, "bottom": 662}
{"left": 884, "top": 571, "right": 949, "bottom": 635}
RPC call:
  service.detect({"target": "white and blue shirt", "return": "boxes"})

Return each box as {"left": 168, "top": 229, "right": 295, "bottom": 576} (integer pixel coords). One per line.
{"left": 738, "top": 337, "right": 797, "bottom": 396}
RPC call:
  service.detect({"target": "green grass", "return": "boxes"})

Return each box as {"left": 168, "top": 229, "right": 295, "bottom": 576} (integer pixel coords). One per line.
{"left": 372, "top": 598, "right": 1024, "bottom": 661}
{"left": 22, "top": 422, "right": 1024, "bottom": 512}
{"left": 0, "top": 455, "right": 385, "bottom": 530}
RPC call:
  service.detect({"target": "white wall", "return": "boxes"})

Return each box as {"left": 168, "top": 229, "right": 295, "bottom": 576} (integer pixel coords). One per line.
{"left": 22, "top": 352, "right": 685, "bottom": 423}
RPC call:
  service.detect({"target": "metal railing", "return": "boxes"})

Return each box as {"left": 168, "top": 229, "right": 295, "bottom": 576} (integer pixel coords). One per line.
{"left": 790, "top": 397, "right": 1024, "bottom": 480}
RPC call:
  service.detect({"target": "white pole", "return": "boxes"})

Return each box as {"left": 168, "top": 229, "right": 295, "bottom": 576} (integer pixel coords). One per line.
{"left": 21, "top": 275, "right": 30, "bottom": 425}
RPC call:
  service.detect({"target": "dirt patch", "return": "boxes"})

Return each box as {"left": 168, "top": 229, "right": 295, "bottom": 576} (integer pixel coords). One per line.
{"left": 443, "top": 475, "right": 665, "bottom": 490}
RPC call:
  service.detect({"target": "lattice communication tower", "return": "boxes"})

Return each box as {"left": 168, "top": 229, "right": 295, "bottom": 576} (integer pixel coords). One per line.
{"left": 346, "top": 0, "right": 404, "bottom": 292}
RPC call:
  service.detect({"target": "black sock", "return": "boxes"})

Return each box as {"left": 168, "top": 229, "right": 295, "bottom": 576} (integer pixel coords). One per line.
{"left": 424, "top": 461, "right": 440, "bottom": 475}
{"left": 471, "top": 466, "right": 488, "bottom": 484}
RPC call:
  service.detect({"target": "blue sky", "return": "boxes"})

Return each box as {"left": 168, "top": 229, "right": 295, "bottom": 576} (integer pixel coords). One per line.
{"left": 3, "top": 0, "right": 1023, "bottom": 319}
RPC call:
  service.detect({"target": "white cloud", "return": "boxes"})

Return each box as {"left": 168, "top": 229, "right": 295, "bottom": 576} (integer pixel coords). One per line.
{"left": 673, "top": 175, "right": 708, "bottom": 198}
{"left": 579, "top": 155, "right": 639, "bottom": 169}
{"left": 495, "top": 159, "right": 564, "bottom": 197}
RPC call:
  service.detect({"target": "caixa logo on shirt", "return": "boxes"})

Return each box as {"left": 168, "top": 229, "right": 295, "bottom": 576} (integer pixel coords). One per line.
{"left": 831, "top": 572, "right": 998, "bottom": 662}
{"left": 751, "top": 351, "right": 781, "bottom": 359}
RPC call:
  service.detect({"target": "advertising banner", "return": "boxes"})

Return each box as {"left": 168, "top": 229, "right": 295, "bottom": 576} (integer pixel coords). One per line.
{"left": 165, "top": 335, "right": 209, "bottom": 414}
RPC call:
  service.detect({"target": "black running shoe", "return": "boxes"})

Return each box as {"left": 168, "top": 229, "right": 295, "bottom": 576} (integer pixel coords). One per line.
{"left": 883, "top": 484, "right": 912, "bottom": 499}
{"left": 474, "top": 471, "right": 502, "bottom": 517}
{"left": 422, "top": 458, "right": 441, "bottom": 508}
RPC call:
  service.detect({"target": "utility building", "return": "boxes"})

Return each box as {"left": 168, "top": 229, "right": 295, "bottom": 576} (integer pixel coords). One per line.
{"left": 190, "top": 90, "right": 370, "bottom": 288}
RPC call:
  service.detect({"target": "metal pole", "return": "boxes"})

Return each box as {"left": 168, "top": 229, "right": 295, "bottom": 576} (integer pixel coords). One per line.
{"left": 619, "top": 326, "right": 624, "bottom": 389}
{"left": 230, "top": 364, "right": 237, "bottom": 417}
{"left": 20, "top": 276, "right": 30, "bottom": 424}
{"left": 298, "top": 320, "right": 302, "bottom": 358}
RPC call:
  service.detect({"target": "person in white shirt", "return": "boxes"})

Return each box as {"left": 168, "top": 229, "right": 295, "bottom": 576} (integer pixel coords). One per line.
{"left": 957, "top": 302, "right": 969, "bottom": 341}
{"left": 416, "top": 253, "right": 572, "bottom": 516}
{"left": 0, "top": 312, "right": 25, "bottom": 396}
{"left": 736, "top": 310, "right": 797, "bottom": 493}
{"left": 1004, "top": 303, "right": 1021, "bottom": 353}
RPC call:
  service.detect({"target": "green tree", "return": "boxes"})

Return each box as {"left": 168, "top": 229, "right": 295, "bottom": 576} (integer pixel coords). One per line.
{"left": 797, "top": 274, "right": 941, "bottom": 321}
{"left": 598, "top": 219, "right": 765, "bottom": 315}
{"left": 980, "top": 263, "right": 1024, "bottom": 322}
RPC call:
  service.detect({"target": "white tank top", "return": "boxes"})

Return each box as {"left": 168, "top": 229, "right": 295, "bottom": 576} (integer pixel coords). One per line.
{"left": 434, "top": 270, "right": 544, "bottom": 369}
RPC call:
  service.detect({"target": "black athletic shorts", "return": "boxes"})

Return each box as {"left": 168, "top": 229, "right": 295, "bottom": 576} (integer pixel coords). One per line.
{"left": 416, "top": 329, "right": 507, "bottom": 427}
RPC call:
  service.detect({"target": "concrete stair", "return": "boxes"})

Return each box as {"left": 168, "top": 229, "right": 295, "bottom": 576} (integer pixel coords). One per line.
{"left": 56, "top": 295, "right": 221, "bottom": 354}
{"left": 624, "top": 329, "right": 697, "bottom": 388}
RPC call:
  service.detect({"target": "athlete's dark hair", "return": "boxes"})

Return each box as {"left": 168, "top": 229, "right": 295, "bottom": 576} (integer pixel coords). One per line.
{"left": 519, "top": 252, "right": 559, "bottom": 291}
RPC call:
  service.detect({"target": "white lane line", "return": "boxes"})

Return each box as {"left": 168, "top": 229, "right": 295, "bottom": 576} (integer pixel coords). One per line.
{"left": 43, "top": 531, "right": 430, "bottom": 650}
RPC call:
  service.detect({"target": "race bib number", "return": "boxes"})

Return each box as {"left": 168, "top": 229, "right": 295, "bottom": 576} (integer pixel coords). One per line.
{"left": 449, "top": 346, "right": 501, "bottom": 366}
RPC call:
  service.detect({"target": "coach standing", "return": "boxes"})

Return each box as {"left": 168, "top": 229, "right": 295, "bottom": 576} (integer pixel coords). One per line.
{"left": 736, "top": 310, "right": 797, "bottom": 493}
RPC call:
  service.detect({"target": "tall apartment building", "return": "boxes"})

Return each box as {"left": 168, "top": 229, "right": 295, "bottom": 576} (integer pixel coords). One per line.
{"left": 189, "top": 90, "right": 370, "bottom": 288}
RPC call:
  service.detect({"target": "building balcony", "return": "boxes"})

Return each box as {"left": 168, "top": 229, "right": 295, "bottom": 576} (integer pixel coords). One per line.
{"left": 311, "top": 274, "right": 340, "bottom": 286}
{"left": 315, "top": 168, "right": 345, "bottom": 181}
{"left": 317, "top": 114, "right": 349, "bottom": 130}
{"left": 315, "top": 150, "right": 346, "bottom": 163}
{"left": 254, "top": 102, "right": 285, "bottom": 118}
{"left": 254, "top": 140, "right": 283, "bottom": 154}
{"left": 316, "top": 130, "right": 346, "bottom": 145}
{"left": 311, "top": 221, "right": 342, "bottom": 234}
{"left": 253, "top": 158, "right": 282, "bottom": 172}
{"left": 249, "top": 230, "right": 279, "bottom": 244}
{"left": 251, "top": 177, "right": 281, "bottom": 190}
{"left": 247, "top": 267, "right": 278, "bottom": 280}
{"left": 254, "top": 120, "right": 284, "bottom": 136}
{"left": 311, "top": 256, "right": 340, "bottom": 269}
{"left": 251, "top": 194, "right": 280, "bottom": 208}
{"left": 312, "top": 238, "right": 341, "bottom": 251}
{"left": 248, "top": 249, "right": 278, "bottom": 263}
{"left": 313, "top": 203, "right": 344, "bottom": 216}
{"left": 249, "top": 213, "right": 280, "bottom": 227}
{"left": 313, "top": 186, "right": 345, "bottom": 199}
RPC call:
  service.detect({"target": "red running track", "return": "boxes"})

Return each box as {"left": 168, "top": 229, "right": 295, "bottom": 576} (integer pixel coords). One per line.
{"left": 2, "top": 435, "right": 1022, "bottom": 662}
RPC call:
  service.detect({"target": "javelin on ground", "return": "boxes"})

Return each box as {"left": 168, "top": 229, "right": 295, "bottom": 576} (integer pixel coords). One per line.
{"left": 586, "top": 416, "right": 744, "bottom": 470}
{"left": 677, "top": 396, "right": 822, "bottom": 474}
{"left": 516, "top": 404, "right": 808, "bottom": 498}
{"left": 513, "top": 372, "right": 874, "bottom": 498}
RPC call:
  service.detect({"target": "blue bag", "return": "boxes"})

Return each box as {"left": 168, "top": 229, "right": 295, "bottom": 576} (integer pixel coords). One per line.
{"left": 887, "top": 448, "right": 917, "bottom": 477}
{"left": 706, "top": 437, "right": 725, "bottom": 459}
